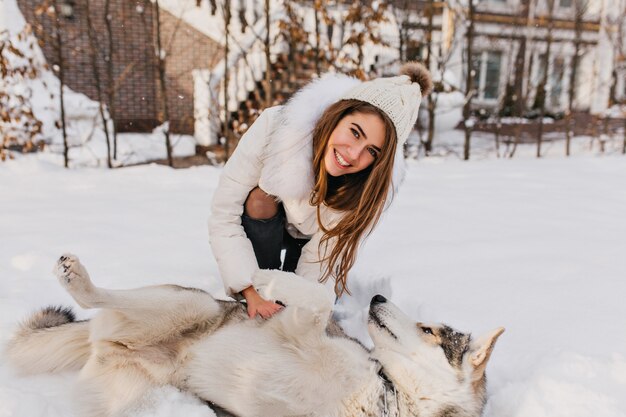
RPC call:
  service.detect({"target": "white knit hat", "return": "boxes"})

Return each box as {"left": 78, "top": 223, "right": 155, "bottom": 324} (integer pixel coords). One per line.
{"left": 341, "top": 62, "right": 433, "bottom": 146}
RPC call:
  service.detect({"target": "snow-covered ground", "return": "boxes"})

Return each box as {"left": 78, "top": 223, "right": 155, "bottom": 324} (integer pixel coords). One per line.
{"left": 1, "top": 149, "right": 625, "bottom": 417}
{"left": 2, "top": 1, "right": 626, "bottom": 415}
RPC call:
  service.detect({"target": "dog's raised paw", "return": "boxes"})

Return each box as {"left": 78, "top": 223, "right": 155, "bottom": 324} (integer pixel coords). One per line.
{"left": 54, "top": 254, "right": 94, "bottom": 295}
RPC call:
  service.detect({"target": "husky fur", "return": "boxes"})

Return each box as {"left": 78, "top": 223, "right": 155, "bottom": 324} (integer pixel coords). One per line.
{"left": 6, "top": 255, "right": 504, "bottom": 417}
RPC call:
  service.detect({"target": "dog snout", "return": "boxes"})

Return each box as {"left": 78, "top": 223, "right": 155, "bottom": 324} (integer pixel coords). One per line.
{"left": 371, "top": 294, "right": 387, "bottom": 305}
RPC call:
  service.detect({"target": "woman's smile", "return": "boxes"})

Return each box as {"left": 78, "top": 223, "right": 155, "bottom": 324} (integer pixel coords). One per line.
{"left": 334, "top": 149, "right": 352, "bottom": 168}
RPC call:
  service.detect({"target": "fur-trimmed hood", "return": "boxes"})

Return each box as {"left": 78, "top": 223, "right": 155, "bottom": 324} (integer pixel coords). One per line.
{"left": 258, "top": 73, "right": 407, "bottom": 202}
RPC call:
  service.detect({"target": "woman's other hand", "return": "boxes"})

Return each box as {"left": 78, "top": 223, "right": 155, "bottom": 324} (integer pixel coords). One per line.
{"left": 241, "top": 286, "right": 283, "bottom": 319}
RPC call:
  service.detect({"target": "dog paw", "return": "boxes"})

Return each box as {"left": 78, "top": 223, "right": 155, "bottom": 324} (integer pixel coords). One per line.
{"left": 252, "top": 269, "right": 334, "bottom": 316}
{"left": 54, "top": 253, "right": 95, "bottom": 295}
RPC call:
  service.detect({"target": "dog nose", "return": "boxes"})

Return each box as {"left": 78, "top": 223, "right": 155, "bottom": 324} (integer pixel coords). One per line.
{"left": 371, "top": 294, "right": 387, "bottom": 305}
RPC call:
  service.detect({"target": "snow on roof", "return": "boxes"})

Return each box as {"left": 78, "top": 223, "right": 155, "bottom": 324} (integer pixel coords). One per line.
{"left": 157, "top": 0, "right": 226, "bottom": 43}
{"left": 1, "top": 0, "right": 27, "bottom": 33}
{"left": 157, "top": 0, "right": 267, "bottom": 45}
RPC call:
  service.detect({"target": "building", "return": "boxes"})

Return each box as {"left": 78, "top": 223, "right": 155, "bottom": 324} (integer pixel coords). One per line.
{"left": 17, "top": 0, "right": 222, "bottom": 134}
{"left": 399, "top": 0, "right": 619, "bottom": 115}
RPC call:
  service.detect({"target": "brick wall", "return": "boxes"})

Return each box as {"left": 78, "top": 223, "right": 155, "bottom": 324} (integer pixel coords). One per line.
{"left": 159, "top": 9, "right": 223, "bottom": 134}
{"left": 17, "top": 0, "right": 222, "bottom": 135}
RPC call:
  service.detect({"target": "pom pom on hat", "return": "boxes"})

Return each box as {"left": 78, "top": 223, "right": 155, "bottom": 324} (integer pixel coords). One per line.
{"left": 400, "top": 61, "right": 433, "bottom": 97}
{"left": 341, "top": 62, "right": 433, "bottom": 147}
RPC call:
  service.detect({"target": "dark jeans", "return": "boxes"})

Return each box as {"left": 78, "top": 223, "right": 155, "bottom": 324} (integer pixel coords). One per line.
{"left": 241, "top": 206, "right": 310, "bottom": 273}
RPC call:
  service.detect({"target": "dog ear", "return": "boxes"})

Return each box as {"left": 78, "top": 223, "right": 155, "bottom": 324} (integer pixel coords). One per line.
{"left": 469, "top": 327, "right": 504, "bottom": 378}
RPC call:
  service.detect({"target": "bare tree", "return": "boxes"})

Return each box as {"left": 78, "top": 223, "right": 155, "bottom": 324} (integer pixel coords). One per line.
{"left": 103, "top": 0, "right": 119, "bottom": 160}
{"left": 306, "top": 1, "right": 340, "bottom": 76}
{"left": 617, "top": 1, "right": 626, "bottom": 155}
{"left": 222, "top": 0, "right": 233, "bottom": 159}
{"left": 313, "top": 0, "right": 321, "bottom": 77}
{"left": 494, "top": 41, "right": 518, "bottom": 158}
{"left": 278, "top": 1, "right": 307, "bottom": 89}
{"left": 264, "top": 0, "right": 272, "bottom": 107}
{"left": 424, "top": 0, "right": 436, "bottom": 155}
{"left": 565, "top": 0, "right": 590, "bottom": 156}
{"left": 501, "top": 29, "right": 528, "bottom": 160}
{"left": 606, "top": 0, "right": 626, "bottom": 154}
{"left": 495, "top": 0, "right": 532, "bottom": 124}
{"left": 419, "top": 1, "right": 462, "bottom": 156}
{"left": 534, "top": 0, "right": 556, "bottom": 158}
{"left": 463, "top": 0, "right": 476, "bottom": 161}
{"left": 153, "top": 0, "right": 173, "bottom": 167}
{"left": 389, "top": 0, "right": 411, "bottom": 62}
{"left": 85, "top": 0, "right": 112, "bottom": 168}
{"left": 50, "top": 0, "right": 70, "bottom": 168}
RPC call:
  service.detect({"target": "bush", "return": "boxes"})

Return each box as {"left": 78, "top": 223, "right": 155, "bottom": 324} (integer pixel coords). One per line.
{"left": 0, "top": 26, "right": 44, "bottom": 161}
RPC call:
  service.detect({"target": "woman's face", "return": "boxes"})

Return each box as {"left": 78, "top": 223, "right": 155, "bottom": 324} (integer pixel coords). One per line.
{"left": 324, "top": 111, "right": 386, "bottom": 177}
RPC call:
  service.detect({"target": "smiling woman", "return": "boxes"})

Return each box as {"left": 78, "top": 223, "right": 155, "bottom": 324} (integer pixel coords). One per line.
{"left": 208, "top": 63, "right": 433, "bottom": 319}
{"left": 323, "top": 110, "right": 386, "bottom": 177}
{"left": 309, "top": 99, "right": 399, "bottom": 298}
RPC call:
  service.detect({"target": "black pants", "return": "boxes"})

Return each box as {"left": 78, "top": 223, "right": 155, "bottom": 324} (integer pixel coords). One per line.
{"left": 241, "top": 206, "right": 310, "bottom": 273}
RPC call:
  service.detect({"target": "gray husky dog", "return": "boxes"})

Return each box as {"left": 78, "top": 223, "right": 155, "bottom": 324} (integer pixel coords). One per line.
{"left": 6, "top": 254, "right": 503, "bottom": 417}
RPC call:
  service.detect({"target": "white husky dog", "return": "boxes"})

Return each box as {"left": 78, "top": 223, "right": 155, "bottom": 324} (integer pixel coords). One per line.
{"left": 6, "top": 254, "right": 504, "bottom": 417}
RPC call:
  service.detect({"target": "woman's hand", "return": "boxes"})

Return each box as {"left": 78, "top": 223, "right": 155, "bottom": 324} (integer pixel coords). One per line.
{"left": 241, "top": 286, "right": 283, "bottom": 319}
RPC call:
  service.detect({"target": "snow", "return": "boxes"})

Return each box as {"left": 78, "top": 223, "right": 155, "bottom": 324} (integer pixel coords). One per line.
{"left": 1, "top": 149, "right": 625, "bottom": 416}
{"left": 2, "top": 1, "right": 626, "bottom": 415}
{"left": 417, "top": 91, "right": 465, "bottom": 134}
{"left": 0, "top": 0, "right": 26, "bottom": 33}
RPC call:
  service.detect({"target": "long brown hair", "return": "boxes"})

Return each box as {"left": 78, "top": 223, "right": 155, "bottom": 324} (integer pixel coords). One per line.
{"left": 310, "top": 99, "right": 398, "bottom": 297}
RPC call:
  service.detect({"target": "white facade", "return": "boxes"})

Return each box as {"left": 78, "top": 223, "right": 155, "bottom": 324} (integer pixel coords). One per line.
{"left": 192, "top": 0, "right": 624, "bottom": 143}
{"left": 431, "top": 0, "right": 620, "bottom": 114}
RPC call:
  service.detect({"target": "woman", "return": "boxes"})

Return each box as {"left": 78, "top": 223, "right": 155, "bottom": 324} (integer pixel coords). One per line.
{"left": 209, "top": 62, "right": 432, "bottom": 319}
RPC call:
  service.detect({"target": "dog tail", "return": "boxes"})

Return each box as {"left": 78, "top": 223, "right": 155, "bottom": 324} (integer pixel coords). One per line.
{"left": 5, "top": 305, "right": 91, "bottom": 374}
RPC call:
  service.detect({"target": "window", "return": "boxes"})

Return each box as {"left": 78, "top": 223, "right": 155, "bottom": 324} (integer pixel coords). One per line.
{"left": 59, "top": 0, "right": 75, "bottom": 19}
{"left": 559, "top": 0, "right": 573, "bottom": 8}
{"left": 550, "top": 57, "right": 565, "bottom": 108}
{"left": 471, "top": 51, "right": 502, "bottom": 101}
{"left": 484, "top": 52, "right": 502, "bottom": 99}
{"left": 536, "top": 54, "right": 566, "bottom": 109}
{"left": 537, "top": 53, "right": 548, "bottom": 84}
{"left": 406, "top": 41, "right": 423, "bottom": 62}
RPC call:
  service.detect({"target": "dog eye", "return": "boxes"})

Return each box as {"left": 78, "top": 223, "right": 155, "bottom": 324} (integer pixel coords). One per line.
{"left": 420, "top": 327, "right": 433, "bottom": 335}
